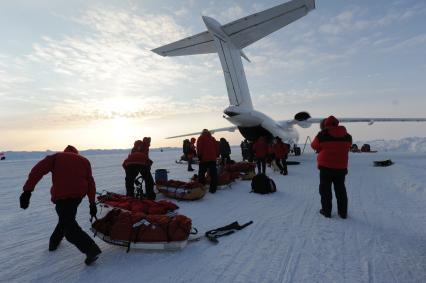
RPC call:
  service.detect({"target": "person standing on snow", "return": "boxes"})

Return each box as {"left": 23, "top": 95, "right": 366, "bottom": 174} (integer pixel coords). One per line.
{"left": 20, "top": 145, "right": 102, "bottom": 265}
{"left": 311, "top": 116, "right": 352, "bottom": 219}
{"left": 197, "top": 129, "right": 219, "bottom": 193}
{"left": 252, "top": 136, "right": 268, "bottom": 174}
{"left": 219, "top": 137, "right": 231, "bottom": 166}
{"left": 123, "top": 139, "right": 155, "bottom": 200}
{"left": 186, "top": 138, "right": 197, "bottom": 172}
{"left": 240, "top": 139, "right": 250, "bottom": 161}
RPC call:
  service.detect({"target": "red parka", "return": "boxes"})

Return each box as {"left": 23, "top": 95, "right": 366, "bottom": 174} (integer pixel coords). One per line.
{"left": 196, "top": 131, "right": 219, "bottom": 163}
{"left": 311, "top": 116, "right": 352, "bottom": 170}
{"left": 252, "top": 137, "right": 268, "bottom": 158}
{"left": 141, "top": 137, "right": 151, "bottom": 157}
{"left": 273, "top": 141, "right": 289, "bottom": 159}
{"left": 122, "top": 152, "right": 152, "bottom": 168}
{"left": 23, "top": 150, "right": 96, "bottom": 203}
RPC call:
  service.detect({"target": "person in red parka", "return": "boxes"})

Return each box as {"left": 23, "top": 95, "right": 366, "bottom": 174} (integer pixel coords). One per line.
{"left": 252, "top": 136, "right": 269, "bottom": 174}
{"left": 273, "top": 137, "right": 289, "bottom": 175}
{"left": 20, "top": 145, "right": 101, "bottom": 265}
{"left": 311, "top": 116, "right": 352, "bottom": 219}
{"left": 123, "top": 140, "right": 155, "bottom": 200}
{"left": 196, "top": 129, "right": 219, "bottom": 193}
{"left": 141, "top": 137, "right": 151, "bottom": 156}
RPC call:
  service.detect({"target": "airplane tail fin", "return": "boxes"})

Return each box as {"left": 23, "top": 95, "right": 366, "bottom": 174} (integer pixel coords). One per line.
{"left": 152, "top": 0, "right": 316, "bottom": 109}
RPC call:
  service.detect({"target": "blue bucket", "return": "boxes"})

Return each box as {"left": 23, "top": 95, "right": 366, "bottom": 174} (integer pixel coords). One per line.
{"left": 155, "top": 169, "right": 168, "bottom": 183}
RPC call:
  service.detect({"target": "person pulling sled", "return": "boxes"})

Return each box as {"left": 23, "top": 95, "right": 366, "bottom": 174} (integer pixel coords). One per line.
{"left": 20, "top": 145, "right": 101, "bottom": 265}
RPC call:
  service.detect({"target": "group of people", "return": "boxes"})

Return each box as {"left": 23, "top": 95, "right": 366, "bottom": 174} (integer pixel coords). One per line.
{"left": 18, "top": 115, "right": 352, "bottom": 266}
{"left": 251, "top": 136, "right": 290, "bottom": 175}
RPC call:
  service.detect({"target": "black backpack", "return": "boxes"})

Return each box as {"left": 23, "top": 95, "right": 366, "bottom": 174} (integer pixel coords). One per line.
{"left": 251, "top": 174, "right": 277, "bottom": 194}
{"left": 183, "top": 139, "right": 191, "bottom": 154}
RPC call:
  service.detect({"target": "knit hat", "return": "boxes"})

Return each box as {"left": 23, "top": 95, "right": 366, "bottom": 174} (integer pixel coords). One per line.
{"left": 64, "top": 145, "right": 78, "bottom": 154}
{"left": 324, "top": 116, "right": 339, "bottom": 128}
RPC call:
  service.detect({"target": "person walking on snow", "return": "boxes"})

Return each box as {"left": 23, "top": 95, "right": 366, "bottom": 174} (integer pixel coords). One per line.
{"left": 311, "top": 116, "right": 352, "bottom": 219}
{"left": 20, "top": 145, "right": 102, "bottom": 265}
{"left": 273, "top": 137, "right": 289, "bottom": 175}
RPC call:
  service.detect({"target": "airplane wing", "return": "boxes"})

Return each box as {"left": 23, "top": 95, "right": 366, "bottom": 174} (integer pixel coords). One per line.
{"left": 166, "top": 126, "right": 237, "bottom": 139}
{"left": 280, "top": 117, "right": 426, "bottom": 128}
{"left": 308, "top": 117, "right": 426, "bottom": 125}
{"left": 152, "top": 31, "right": 215, "bottom": 57}
{"left": 223, "top": 0, "right": 315, "bottom": 49}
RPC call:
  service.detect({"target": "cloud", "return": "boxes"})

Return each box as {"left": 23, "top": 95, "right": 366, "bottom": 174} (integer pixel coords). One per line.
{"left": 15, "top": 6, "right": 229, "bottom": 125}
{"left": 319, "top": 4, "right": 426, "bottom": 36}
{"left": 381, "top": 33, "right": 426, "bottom": 52}
{"left": 219, "top": 5, "right": 245, "bottom": 22}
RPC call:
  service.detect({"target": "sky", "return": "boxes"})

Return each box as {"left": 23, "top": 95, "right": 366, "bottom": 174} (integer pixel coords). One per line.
{"left": 1, "top": 0, "right": 426, "bottom": 151}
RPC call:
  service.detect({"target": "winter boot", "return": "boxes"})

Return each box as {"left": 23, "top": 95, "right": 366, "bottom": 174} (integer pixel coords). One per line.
{"left": 49, "top": 240, "right": 61, "bottom": 252}
{"left": 85, "top": 246, "right": 102, "bottom": 266}
{"left": 319, "top": 209, "right": 331, "bottom": 218}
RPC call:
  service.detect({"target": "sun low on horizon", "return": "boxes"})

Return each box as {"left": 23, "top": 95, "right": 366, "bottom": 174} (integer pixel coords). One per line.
{"left": 1, "top": 0, "right": 426, "bottom": 151}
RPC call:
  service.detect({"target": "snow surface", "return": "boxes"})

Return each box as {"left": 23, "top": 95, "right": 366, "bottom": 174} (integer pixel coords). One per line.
{"left": 1, "top": 139, "right": 426, "bottom": 283}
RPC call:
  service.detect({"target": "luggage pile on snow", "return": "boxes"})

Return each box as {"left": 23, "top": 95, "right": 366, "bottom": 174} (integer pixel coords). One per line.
{"left": 91, "top": 192, "right": 194, "bottom": 251}
{"left": 97, "top": 192, "right": 178, "bottom": 214}
{"left": 156, "top": 180, "right": 207, "bottom": 200}
{"left": 204, "top": 162, "right": 256, "bottom": 187}
{"left": 223, "top": 162, "right": 256, "bottom": 180}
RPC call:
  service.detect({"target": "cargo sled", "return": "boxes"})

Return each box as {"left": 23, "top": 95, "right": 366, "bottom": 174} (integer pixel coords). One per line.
{"left": 91, "top": 192, "right": 196, "bottom": 251}
{"left": 156, "top": 180, "right": 207, "bottom": 200}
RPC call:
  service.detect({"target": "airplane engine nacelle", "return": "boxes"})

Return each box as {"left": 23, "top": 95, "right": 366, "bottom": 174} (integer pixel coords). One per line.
{"left": 294, "top": 111, "right": 312, "bottom": 128}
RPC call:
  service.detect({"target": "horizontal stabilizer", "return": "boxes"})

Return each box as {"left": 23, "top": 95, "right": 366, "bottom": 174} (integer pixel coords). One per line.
{"left": 152, "top": 31, "right": 215, "bottom": 57}
{"left": 152, "top": 0, "right": 315, "bottom": 57}
{"left": 223, "top": 0, "right": 315, "bottom": 49}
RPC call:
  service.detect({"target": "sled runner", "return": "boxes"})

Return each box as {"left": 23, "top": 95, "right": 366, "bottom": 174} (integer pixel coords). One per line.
{"left": 91, "top": 228, "right": 189, "bottom": 251}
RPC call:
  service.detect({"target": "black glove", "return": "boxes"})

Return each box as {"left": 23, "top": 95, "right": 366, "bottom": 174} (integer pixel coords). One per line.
{"left": 20, "top": 191, "right": 31, "bottom": 209}
{"left": 89, "top": 202, "right": 97, "bottom": 218}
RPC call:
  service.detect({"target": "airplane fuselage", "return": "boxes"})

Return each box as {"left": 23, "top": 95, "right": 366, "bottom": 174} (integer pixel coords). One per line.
{"left": 223, "top": 106, "right": 299, "bottom": 143}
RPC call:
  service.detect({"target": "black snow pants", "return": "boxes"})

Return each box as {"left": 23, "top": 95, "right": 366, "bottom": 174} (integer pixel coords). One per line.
{"left": 50, "top": 198, "right": 100, "bottom": 255}
{"left": 319, "top": 168, "right": 348, "bottom": 216}
{"left": 275, "top": 158, "right": 288, "bottom": 174}
{"left": 198, "top": 161, "right": 218, "bottom": 193}
{"left": 125, "top": 164, "right": 155, "bottom": 199}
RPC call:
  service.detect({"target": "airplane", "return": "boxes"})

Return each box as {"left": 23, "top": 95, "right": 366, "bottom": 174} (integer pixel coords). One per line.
{"left": 152, "top": 0, "right": 426, "bottom": 149}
